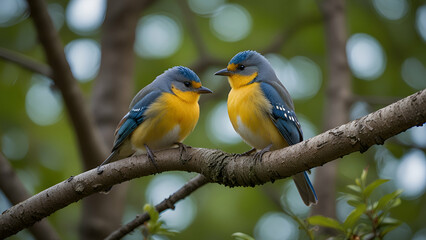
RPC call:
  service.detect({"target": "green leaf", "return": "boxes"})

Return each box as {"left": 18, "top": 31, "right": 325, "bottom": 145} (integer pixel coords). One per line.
{"left": 144, "top": 204, "right": 159, "bottom": 222}
{"left": 375, "top": 190, "right": 403, "bottom": 212}
{"left": 390, "top": 197, "right": 402, "bottom": 208}
{"left": 343, "top": 193, "right": 363, "bottom": 202}
{"left": 347, "top": 184, "right": 362, "bottom": 193}
{"left": 232, "top": 232, "right": 255, "bottom": 240}
{"left": 308, "top": 215, "right": 345, "bottom": 232}
{"left": 355, "top": 178, "right": 361, "bottom": 187}
{"left": 363, "top": 179, "right": 389, "bottom": 198}
{"left": 361, "top": 168, "right": 368, "bottom": 186}
{"left": 343, "top": 203, "right": 366, "bottom": 230}
{"left": 157, "top": 228, "right": 179, "bottom": 237}
{"left": 347, "top": 199, "right": 363, "bottom": 207}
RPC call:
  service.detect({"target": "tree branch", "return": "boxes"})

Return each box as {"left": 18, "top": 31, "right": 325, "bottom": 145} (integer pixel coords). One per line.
{"left": 0, "top": 153, "right": 60, "bottom": 240}
{"left": 26, "top": 0, "right": 107, "bottom": 168}
{"left": 105, "top": 174, "right": 208, "bottom": 240}
{"left": 0, "top": 47, "right": 53, "bottom": 78}
{"left": 1, "top": 89, "right": 425, "bottom": 238}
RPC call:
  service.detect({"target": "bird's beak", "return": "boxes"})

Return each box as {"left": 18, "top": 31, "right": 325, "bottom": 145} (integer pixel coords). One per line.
{"left": 195, "top": 86, "right": 213, "bottom": 94}
{"left": 214, "top": 68, "right": 232, "bottom": 76}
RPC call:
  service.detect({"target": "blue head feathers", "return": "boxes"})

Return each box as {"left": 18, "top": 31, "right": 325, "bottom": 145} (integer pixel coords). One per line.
{"left": 229, "top": 50, "right": 259, "bottom": 65}
{"left": 176, "top": 66, "right": 201, "bottom": 83}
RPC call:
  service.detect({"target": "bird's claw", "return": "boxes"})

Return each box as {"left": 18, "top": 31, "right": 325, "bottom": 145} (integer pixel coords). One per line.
{"left": 253, "top": 144, "right": 272, "bottom": 163}
{"left": 145, "top": 144, "right": 159, "bottom": 172}
{"left": 235, "top": 147, "right": 256, "bottom": 157}
{"left": 176, "top": 142, "right": 191, "bottom": 163}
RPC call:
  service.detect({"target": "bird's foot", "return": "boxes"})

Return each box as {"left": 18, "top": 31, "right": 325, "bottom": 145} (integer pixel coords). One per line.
{"left": 235, "top": 147, "right": 256, "bottom": 157}
{"left": 253, "top": 144, "right": 272, "bottom": 163}
{"left": 175, "top": 142, "right": 191, "bottom": 163}
{"left": 145, "top": 144, "right": 159, "bottom": 172}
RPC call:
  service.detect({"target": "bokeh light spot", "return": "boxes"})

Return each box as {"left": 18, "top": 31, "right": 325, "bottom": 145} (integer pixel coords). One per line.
{"left": 336, "top": 197, "right": 354, "bottom": 222}
{"left": 416, "top": 5, "right": 426, "bottom": 42}
{"left": 188, "top": 0, "right": 224, "bottom": 16}
{"left": 207, "top": 101, "right": 242, "bottom": 145}
{"left": 412, "top": 228, "right": 426, "bottom": 240}
{"left": 254, "top": 212, "right": 298, "bottom": 240}
{"left": 373, "top": 0, "right": 408, "bottom": 20}
{"left": 25, "top": 78, "right": 63, "bottom": 126}
{"left": 350, "top": 101, "right": 370, "bottom": 120}
{"left": 0, "top": 0, "right": 28, "bottom": 27}
{"left": 346, "top": 33, "right": 386, "bottom": 80}
{"left": 1, "top": 128, "right": 29, "bottom": 160}
{"left": 298, "top": 116, "right": 318, "bottom": 140}
{"left": 210, "top": 4, "right": 252, "bottom": 42}
{"left": 374, "top": 146, "right": 399, "bottom": 180}
{"left": 266, "top": 54, "right": 322, "bottom": 100}
{"left": 65, "top": 39, "right": 101, "bottom": 82}
{"left": 48, "top": 3, "right": 65, "bottom": 30}
{"left": 66, "top": 0, "right": 106, "bottom": 34}
{"left": 281, "top": 180, "right": 310, "bottom": 217}
{"left": 396, "top": 149, "right": 426, "bottom": 199}
{"left": 383, "top": 223, "right": 412, "bottom": 240}
{"left": 145, "top": 174, "right": 196, "bottom": 231}
{"left": 135, "top": 14, "right": 182, "bottom": 58}
{"left": 401, "top": 57, "right": 426, "bottom": 90}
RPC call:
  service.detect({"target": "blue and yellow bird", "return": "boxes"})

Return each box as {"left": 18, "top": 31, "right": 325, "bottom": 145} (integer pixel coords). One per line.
{"left": 215, "top": 50, "right": 317, "bottom": 206}
{"left": 97, "top": 66, "right": 212, "bottom": 173}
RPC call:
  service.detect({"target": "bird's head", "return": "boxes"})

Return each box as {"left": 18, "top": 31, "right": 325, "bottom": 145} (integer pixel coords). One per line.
{"left": 215, "top": 50, "right": 273, "bottom": 89}
{"left": 161, "top": 66, "right": 212, "bottom": 103}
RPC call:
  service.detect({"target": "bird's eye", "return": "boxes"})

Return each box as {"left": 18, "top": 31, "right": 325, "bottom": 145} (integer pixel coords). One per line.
{"left": 184, "top": 81, "right": 191, "bottom": 87}
{"left": 238, "top": 64, "right": 245, "bottom": 70}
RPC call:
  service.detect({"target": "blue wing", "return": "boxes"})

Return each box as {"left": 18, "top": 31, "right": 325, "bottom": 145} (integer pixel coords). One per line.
{"left": 260, "top": 82, "right": 317, "bottom": 205}
{"left": 112, "top": 90, "right": 161, "bottom": 151}
{"left": 260, "top": 82, "right": 303, "bottom": 145}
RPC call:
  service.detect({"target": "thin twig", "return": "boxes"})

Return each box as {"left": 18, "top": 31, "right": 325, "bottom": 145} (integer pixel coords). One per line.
{"left": 0, "top": 47, "right": 53, "bottom": 78}
{"left": 105, "top": 174, "right": 209, "bottom": 240}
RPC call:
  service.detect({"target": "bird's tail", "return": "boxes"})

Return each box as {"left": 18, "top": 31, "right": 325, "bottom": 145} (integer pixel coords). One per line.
{"left": 97, "top": 150, "right": 120, "bottom": 173}
{"left": 292, "top": 171, "right": 318, "bottom": 206}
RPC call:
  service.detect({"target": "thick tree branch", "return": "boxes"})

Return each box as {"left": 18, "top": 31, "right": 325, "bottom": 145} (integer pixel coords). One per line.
{"left": 26, "top": 0, "right": 107, "bottom": 168}
{"left": 1, "top": 89, "right": 425, "bottom": 238}
{"left": 0, "top": 47, "right": 53, "bottom": 78}
{"left": 0, "top": 154, "right": 60, "bottom": 240}
{"left": 105, "top": 174, "right": 208, "bottom": 240}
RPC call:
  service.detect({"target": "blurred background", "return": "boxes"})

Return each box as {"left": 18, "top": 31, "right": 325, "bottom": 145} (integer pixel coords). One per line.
{"left": 0, "top": 0, "right": 426, "bottom": 239}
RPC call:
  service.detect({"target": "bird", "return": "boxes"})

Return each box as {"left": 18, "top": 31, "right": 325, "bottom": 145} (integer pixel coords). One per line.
{"left": 97, "top": 66, "right": 212, "bottom": 174}
{"left": 215, "top": 50, "right": 317, "bottom": 206}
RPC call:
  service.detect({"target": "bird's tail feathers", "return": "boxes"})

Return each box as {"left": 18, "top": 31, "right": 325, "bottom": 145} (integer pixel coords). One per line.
{"left": 292, "top": 172, "right": 318, "bottom": 206}
{"left": 99, "top": 150, "right": 120, "bottom": 168}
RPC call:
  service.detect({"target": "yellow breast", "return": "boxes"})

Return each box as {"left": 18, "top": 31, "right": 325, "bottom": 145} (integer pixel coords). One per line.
{"left": 227, "top": 82, "right": 286, "bottom": 150}
{"left": 130, "top": 88, "right": 200, "bottom": 150}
